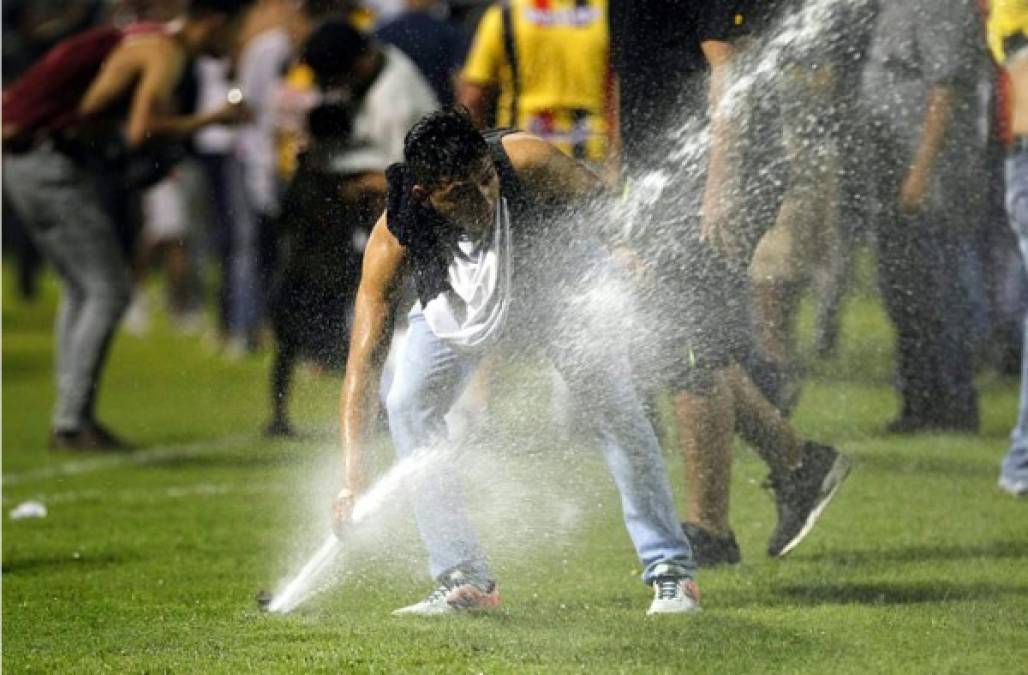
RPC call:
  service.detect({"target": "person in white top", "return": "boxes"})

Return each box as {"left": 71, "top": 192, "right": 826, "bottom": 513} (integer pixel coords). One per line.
{"left": 331, "top": 107, "right": 701, "bottom": 617}
{"left": 300, "top": 19, "right": 439, "bottom": 168}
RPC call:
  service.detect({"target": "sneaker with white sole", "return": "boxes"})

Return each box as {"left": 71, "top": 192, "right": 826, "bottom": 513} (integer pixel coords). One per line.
{"left": 392, "top": 570, "right": 500, "bottom": 616}
{"left": 647, "top": 576, "right": 702, "bottom": 615}
{"left": 766, "top": 443, "right": 852, "bottom": 558}
{"left": 999, "top": 474, "right": 1028, "bottom": 497}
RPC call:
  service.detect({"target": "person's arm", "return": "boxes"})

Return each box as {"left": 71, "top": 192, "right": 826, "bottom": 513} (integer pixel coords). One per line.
{"left": 900, "top": 0, "right": 978, "bottom": 212}
{"left": 458, "top": 5, "right": 504, "bottom": 128}
{"left": 698, "top": 38, "right": 738, "bottom": 255}
{"left": 899, "top": 86, "right": 956, "bottom": 213}
{"left": 457, "top": 81, "right": 495, "bottom": 128}
{"left": 79, "top": 39, "right": 247, "bottom": 147}
{"left": 504, "top": 132, "right": 608, "bottom": 201}
{"left": 334, "top": 213, "right": 406, "bottom": 526}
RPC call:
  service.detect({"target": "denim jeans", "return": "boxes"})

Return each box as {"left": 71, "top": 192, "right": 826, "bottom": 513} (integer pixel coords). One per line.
{"left": 385, "top": 273, "right": 695, "bottom": 585}
{"left": 1003, "top": 149, "right": 1028, "bottom": 484}
{"left": 3, "top": 145, "right": 133, "bottom": 431}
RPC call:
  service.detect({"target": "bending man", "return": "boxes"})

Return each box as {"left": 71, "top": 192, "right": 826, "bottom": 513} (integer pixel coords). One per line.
{"left": 332, "top": 107, "right": 699, "bottom": 616}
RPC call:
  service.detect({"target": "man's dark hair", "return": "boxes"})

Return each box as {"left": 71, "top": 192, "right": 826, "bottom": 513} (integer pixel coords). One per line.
{"left": 187, "top": 0, "right": 254, "bottom": 17}
{"left": 404, "top": 106, "right": 490, "bottom": 188}
{"left": 302, "top": 20, "right": 371, "bottom": 85}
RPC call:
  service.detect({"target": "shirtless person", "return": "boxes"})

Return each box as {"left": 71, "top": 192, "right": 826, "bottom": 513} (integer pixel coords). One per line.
{"left": 3, "top": 0, "right": 253, "bottom": 450}
{"left": 331, "top": 107, "right": 700, "bottom": 616}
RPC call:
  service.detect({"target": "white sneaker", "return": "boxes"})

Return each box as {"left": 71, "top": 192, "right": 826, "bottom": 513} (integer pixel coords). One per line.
{"left": 999, "top": 474, "right": 1028, "bottom": 497}
{"left": 392, "top": 579, "right": 500, "bottom": 616}
{"left": 647, "top": 577, "right": 702, "bottom": 615}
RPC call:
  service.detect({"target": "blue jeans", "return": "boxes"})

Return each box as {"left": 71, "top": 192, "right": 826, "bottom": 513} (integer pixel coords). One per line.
{"left": 1003, "top": 150, "right": 1028, "bottom": 484}
{"left": 385, "top": 298, "right": 695, "bottom": 585}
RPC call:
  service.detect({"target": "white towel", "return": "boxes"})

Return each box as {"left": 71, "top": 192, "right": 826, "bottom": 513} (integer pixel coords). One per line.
{"left": 421, "top": 198, "right": 513, "bottom": 350}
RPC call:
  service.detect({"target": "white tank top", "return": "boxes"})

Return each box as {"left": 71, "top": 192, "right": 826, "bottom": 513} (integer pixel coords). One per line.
{"left": 420, "top": 197, "right": 513, "bottom": 351}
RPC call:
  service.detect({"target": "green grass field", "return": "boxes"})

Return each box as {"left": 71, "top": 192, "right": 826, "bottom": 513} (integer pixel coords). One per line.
{"left": 3, "top": 264, "right": 1027, "bottom": 673}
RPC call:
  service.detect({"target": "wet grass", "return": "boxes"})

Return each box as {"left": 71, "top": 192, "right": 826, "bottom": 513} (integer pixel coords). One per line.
{"left": 3, "top": 263, "right": 1026, "bottom": 673}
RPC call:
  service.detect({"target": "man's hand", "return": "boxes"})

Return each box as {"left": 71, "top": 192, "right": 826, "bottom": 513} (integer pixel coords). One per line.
{"left": 210, "top": 100, "right": 253, "bottom": 127}
{"left": 700, "top": 188, "right": 747, "bottom": 261}
{"left": 899, "top": 167, "right": 929, "bottom": 215}
{"left": 331, "top": 487, "right": 358, "bottom": 538}
{"left": 612, "top": 245, "right": 653, "bottom": 284}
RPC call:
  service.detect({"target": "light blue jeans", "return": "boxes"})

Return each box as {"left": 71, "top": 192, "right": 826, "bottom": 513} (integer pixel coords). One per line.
{"left": 385, "top": 294, "right": 695, "bottom": 585}
{"left": 1003, "top": 149, "right": 1028, "bottom": 485}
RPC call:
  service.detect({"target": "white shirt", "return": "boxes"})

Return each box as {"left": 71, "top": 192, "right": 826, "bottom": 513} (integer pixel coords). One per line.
{"left": 421, "top": 198, "right": 513, "bottom": 350}
{"left": 236, "top": 28, "right": 293, "bottom": 215}
{"left": 350, "top": 46, "right": 439, "bottom": 168}
{"left": 193, "top": 57, "right": 237, "bottom": 155}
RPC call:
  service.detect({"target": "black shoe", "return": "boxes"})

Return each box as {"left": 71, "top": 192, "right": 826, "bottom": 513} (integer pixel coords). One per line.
{"left": 86, "top": 421, "right": 134, "bottom": 450}
{"left": 884, "top": 415, "right": 935, "bottom": 435}
{"left": 886, "top": 413, "right": 979, "bottom": 435}
{"left": 49, "top": 425, "right": 132, "bottom": 452}
{"left": 264, "top": 418, "right": 296, "bottom": 438}
{"left": 681, "top": 522, "right": 741, "bottom": 568}
{"left": 766, "top": 443, "right": 851, "bottom": 558}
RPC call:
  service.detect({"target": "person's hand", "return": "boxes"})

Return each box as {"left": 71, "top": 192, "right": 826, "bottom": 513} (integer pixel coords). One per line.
{"left": 612, "top": 245, "right": 653, "bottom": 285}
{"left": 899, "top": 167, "right": 929, "bottom": 215}
{"left": 700, "top": 190, "right": 745, "bottom": 261}
{"left": 210, "top": 100, "right": 253, "bottom": 127}
{"left": 331, "top": 487, "right": 358, "bottom": 538}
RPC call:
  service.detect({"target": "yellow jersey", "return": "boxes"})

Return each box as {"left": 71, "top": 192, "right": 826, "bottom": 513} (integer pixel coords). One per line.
{"left": 461, "top": 0, "right": 610, "bottom": 161}
{"left": 989, "top": 0, "right": 1028, "bottom": 63}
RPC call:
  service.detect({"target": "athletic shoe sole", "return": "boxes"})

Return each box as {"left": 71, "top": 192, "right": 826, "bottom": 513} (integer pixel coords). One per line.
{"left": 775, "top": 453, "right": 852, "bottom": 558}
{"left": 998, "top": 475, "right": 1028, "bottom": 497}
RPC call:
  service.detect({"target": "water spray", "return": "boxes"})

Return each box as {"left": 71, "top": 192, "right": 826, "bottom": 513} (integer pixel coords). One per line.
{"left": 258, "top": 448, "right": 447, "bottom": 614}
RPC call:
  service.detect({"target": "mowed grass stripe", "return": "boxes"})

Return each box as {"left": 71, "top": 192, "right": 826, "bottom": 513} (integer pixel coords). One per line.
{"left": 3, "top": 266, "right": 1027, "bottom": 673}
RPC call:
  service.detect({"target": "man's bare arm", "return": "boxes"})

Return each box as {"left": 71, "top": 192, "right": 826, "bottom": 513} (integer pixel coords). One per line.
{"left": 79, "top": 38, "right": 244, "bottom": 147}
{"left": 900, "top": 86, "right": 955, "bottom": 213}
{"left": 502, "top": 132, "right": 609, "bottom": 201}
{"left": 698, "top": 39, "right": 738, "bottom": 256}
{"left": 337, "top": 213, "right": 406, "bottom": 516}
{"left": 457, "top": 80, "right": 494, "bottom": 129}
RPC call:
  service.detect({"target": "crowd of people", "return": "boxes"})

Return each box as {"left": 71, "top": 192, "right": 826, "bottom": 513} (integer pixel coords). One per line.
{"left": 3, "top": 0, "right": 1027, "bottom": 615}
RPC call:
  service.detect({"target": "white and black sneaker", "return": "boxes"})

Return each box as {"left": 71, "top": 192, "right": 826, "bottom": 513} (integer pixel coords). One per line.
{"left": 766, "top": 443, "right": 852, "bottom": 558}
{"left": 647, "top": 575, "right": 702, "bottom": 615}
{"left": 392, "top": 570, "right": 500, "bottom": 616}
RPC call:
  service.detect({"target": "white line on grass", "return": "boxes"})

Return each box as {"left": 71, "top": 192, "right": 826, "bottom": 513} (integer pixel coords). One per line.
{"left": 2, "top": 434, "right": 255, "bottom": 486}
{"left": 2, "top": 481, "right": 292, "bottom": 507}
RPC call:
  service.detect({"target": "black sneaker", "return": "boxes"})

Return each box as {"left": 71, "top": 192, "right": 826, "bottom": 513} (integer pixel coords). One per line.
{"left": 766, "top": 443, "right": 851, "bottom": 558}
{"left": 681, "top": 522, "right": 741, "bottom": 568}
{"left": 264, "top": 418, "right": 296, "bottom": 438}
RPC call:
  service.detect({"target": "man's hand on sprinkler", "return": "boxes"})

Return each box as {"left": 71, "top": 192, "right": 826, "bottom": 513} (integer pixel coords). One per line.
{"left": 612, "top": 245, "right": 652, "bottom": 283}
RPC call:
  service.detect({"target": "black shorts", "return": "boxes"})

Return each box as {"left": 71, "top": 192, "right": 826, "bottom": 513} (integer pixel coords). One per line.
{"left": 633, "top": 239, "right": 753, "bottom": 393}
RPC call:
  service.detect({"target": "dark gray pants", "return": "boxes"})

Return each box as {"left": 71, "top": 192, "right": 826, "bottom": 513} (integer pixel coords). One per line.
{"left": 4, "top": 144, "right": 133, "bottom": 431}
{"left": 865, "top": 120, "right": 980, "bottom": 424}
